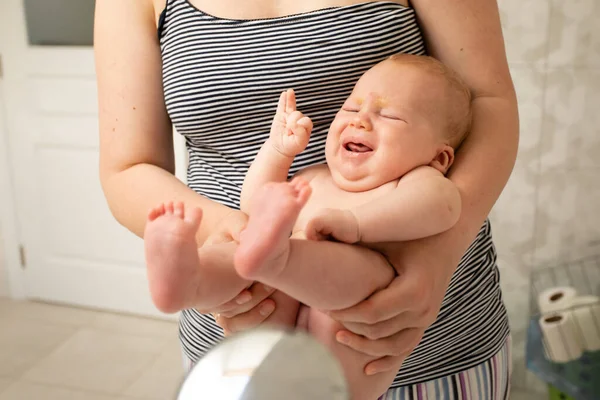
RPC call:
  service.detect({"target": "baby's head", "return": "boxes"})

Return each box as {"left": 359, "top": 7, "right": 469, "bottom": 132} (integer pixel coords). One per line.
{"left": 325, "top": 54, "right": 472, "bottom": 191}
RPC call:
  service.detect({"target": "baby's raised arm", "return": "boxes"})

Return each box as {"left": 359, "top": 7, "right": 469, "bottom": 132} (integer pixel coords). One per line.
{"left": 239, "top": 89, "right": 313, "bottom": 212}
{"left": 306, "top": 166, "right": 461, "bottom": 243}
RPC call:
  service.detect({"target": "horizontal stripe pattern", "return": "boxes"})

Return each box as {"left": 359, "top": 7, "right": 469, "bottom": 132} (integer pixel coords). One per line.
{"left": 159, "top": 0, "right": 509, "bottom": 388}
{"left": 380, "top": 336, "right": 511, "bottom": 399}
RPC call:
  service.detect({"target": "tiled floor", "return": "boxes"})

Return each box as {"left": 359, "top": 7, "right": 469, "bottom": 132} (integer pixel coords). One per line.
{"left": 0, "top": 297, "right": 549, "bottom": 400}
{"left": 0, "top": 298, "right": 183, "bottom": 400}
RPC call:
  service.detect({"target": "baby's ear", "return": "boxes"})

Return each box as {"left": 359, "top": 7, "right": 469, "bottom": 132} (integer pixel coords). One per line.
{"left": 429, "top": 145, "right": 455, "bottom": 174}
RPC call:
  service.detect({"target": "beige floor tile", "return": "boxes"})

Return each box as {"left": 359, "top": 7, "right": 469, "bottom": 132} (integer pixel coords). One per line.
{"left": 23, "top": 328, "right": 166, "bottom": 395}
{"left": 509, "top": 388, "right": 546, "bottom": 400}
{"left": 0, "top": 317, "right": 76, "bottom": 378}
{"left": 0, "top": 378, "right": 14, "bottom": 395}
{"left": 116, "top": 398, "right": 155, "bottom": 400}
{"left": 123, "top": 339, "right": 186, "bottom": 400}
{"left": 0, "top": 380, "right": 121, "bottom": 400}
{"left": 90, "top": 312, "right": 178, "bottom": 339}
{"left": 0, "top": 299, "right": 102, "bottom": 327}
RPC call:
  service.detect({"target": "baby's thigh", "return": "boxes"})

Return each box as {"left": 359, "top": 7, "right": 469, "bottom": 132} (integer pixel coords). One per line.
{"left": 307, "top": 309, "right": 400, "bottom": 400}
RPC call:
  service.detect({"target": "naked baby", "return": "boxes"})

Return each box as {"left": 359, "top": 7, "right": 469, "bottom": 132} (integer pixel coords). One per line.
{"left": 143, "top": 54, "right": 472, "bottom": 399}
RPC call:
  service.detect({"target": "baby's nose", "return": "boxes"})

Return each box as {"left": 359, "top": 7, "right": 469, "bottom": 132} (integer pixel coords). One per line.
{"left": 352, "top": 111, "right": 373, "bottom": 131}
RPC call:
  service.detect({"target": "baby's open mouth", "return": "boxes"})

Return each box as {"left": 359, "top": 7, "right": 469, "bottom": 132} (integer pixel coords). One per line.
{"left": 344, "top": 142, "right": 373, "bottom": 153}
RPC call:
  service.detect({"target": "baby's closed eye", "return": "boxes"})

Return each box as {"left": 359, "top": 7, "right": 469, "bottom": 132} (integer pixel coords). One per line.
{"left": 380, "top": 112, "right": 406, "bottom": 122}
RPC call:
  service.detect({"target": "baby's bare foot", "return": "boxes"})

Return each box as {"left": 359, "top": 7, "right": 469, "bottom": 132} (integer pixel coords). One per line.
{"left": 144, "top": 201, "right": 203, "bottom": 313}
{"left": 234, "top": 178, "right": 311, "bottom": 280}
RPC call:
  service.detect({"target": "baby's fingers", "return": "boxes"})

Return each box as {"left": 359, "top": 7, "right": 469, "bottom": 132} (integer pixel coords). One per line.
{"left": 297, "top": 116, "right": 313, "bottom": 132}
{"left": 285, "top": 88, "right": 296, "bottom": 113}
{"left": 286, "top": 111, "right": 305, "bottom": 131}
{"left": 305, "top": 217, "right": 331, "bottom": 241}
{"left": 276, "top": 91, "right": 287, "bottom": 114}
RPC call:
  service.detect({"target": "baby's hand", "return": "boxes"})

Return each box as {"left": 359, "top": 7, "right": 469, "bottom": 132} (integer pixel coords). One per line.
{"left": 305, "top": 208, "right": 360, "bottom": 244}
{"left": 269, "top": 89, "right": 313, "bottom": 157}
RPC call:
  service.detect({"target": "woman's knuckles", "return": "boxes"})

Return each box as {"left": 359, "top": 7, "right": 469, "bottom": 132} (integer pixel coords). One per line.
{"left": 360, "top": 300, "right": 384, "bottom": 324}
{"left": 361, "top": 323, "right": 390, "bottom": 340}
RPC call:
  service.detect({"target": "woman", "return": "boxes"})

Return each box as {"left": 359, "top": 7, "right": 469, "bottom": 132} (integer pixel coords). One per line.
{"left": 94, "top": 0, "right": 518, "bottom": 398}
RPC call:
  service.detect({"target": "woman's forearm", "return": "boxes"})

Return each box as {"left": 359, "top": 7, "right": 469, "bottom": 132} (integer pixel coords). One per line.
{"left": 437, "top": 94, "right": 519, "bottom": 265}
{"left": 101, "top": 163, "right": 232, "bottom": 245}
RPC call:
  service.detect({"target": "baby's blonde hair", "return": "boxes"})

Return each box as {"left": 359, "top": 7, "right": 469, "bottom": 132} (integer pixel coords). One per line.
{"left": 385, "top": 54, "right": 473, "bottom": 149}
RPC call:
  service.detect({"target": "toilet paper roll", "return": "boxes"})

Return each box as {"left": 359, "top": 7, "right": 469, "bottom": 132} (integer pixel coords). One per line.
{"left": 537, "top": 286, "right": 577, "bottom": 314}
{"left": 539, "top": 312, "right": 583, "bottom": 363}
{"left": 569, "top": 295, "right": 600, "bottom": 352}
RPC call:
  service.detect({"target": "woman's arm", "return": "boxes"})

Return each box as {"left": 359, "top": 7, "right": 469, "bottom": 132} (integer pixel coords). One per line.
{"left": 414, "top": 0, "right": 519, "bottom": 247}
{"left": 94, "top": 0, "right": 232, "bottom": 246}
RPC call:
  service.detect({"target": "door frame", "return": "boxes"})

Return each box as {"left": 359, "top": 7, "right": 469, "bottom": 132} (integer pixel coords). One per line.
{"left": 0, "top": 69, "right": 25, "bottom": 300}
{"left": 0, "top": 0, "right": 26, "bottom": 300}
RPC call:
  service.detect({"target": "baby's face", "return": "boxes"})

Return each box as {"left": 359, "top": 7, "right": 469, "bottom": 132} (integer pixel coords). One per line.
{"left": 325, "top": 61, "right": 449, "bottom": 191}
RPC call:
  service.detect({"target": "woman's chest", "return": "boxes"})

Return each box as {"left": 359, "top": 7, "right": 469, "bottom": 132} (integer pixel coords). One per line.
{"left": 159, "top": 0, "right": 424, "bottom": 163}
{"left": 184, "top": 0, "right": 409, "bottom": 20}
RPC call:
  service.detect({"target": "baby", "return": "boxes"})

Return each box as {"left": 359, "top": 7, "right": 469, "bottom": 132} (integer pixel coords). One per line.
{"left": 144, "top": 54, "right": 472, "bottom": 399}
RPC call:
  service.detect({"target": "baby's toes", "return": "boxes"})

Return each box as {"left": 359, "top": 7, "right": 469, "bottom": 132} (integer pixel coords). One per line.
{"left": 185, "top": 207, "right": 203, "bottom": 228}
{"left": 165, "top": 201, "right": 175, "bottom": 215}
{"left": 174, "top": 202, "right": 185, "bottom": 219}
{"left": 148, "top": 203, "right": 166, "bottom": 221}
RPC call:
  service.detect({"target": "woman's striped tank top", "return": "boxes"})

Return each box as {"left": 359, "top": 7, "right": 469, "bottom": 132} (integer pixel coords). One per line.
{"left": 158, "top": 0, "right": 510, "bottom": 387}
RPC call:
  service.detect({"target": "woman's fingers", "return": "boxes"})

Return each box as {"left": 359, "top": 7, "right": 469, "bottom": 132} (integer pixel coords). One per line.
{"left": 204, "top": 232, "right": 231, "bottom": 246}
{"left": 216, "top": 299, "right": 276, "bottom": 334}
{"left": 340, "top": 312, "right": 417, "bottom": 340}
{"left": 363, "top": 356, "right": 404, "bottom": 376}
{"left": 212, "top": 283, "right": 275, "bottom": 318}
{"left": 335, "top": 327, "right": 423, "bottom": 359}
{"left": 328, "top": 278, "right": 409, "bottom": 324}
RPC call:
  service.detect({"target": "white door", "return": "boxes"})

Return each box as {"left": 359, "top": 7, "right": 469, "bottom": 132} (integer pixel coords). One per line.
{"left": 0, "top": 0, "right": 186, "bottom": 319}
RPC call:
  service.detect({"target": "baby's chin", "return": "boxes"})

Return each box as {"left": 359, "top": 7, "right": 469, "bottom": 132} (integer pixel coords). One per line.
{"left": 330, "top": 169, "right": 387, "bottom": 192}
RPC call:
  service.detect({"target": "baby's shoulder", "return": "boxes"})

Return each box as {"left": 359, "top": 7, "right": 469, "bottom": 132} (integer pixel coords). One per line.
{"left": 400, "top": 165, "right": 445, "bottom": 183}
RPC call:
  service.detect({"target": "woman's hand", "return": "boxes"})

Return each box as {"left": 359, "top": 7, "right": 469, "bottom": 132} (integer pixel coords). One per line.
{"left": 197, "top": 282, "right": 277, "bottom": 335}
{"left": 202, "top": 209, "right": 248, "bottom": 246}
{"left": 327, "top": 233, "right": 467, "bottom": 376}
{"left": 197, "top": 209, "right": 277, "bottom": 332}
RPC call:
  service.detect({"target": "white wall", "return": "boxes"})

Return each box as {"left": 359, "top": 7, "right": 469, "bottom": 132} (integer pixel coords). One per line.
{"left": 0, "top": 83, "right": 8, "bottom": 298}
{"left": 0, "top": 228, "right": 7, "bottom": 297}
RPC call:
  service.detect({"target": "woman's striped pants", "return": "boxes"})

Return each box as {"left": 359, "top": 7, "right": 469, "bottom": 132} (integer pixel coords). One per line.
{"left": 381, "top": 336, "right": 512, "bottom": 400}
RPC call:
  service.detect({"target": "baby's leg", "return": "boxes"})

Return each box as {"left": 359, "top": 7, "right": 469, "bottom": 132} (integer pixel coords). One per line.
{"left": 144, "top": 202, "right": 250, "bottom": 312}
{"left": 234, "top": 178, "right": 311, "bottom": 280}
{"left": 308, "top": 309, "right": 402, "bottom": 400}
{"left": 234, "top": 179, "right": 394, "bottom": 311}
